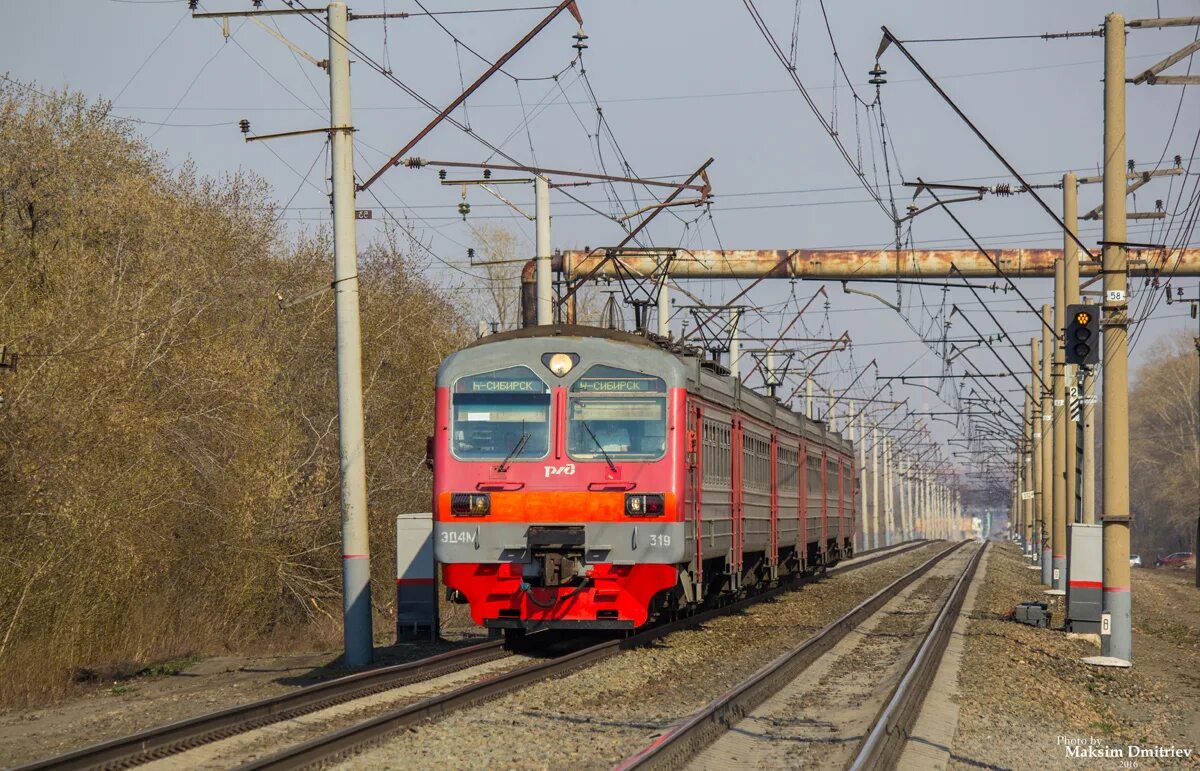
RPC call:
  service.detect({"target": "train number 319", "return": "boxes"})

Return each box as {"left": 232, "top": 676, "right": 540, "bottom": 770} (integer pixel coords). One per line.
{"left": 649, "top": 534, "right": 671, "bottom": 547}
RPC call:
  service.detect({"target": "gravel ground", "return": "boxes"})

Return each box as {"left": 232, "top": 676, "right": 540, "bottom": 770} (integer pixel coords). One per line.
{"left": 689, "top": 547, "right": 971, "bottom": 770}
{"left": 0, "top": 638, "right": 486, "bottom": 768}
{"left": 340, "top": 542, "right": 954, "bottom": 771}
{"left": 950, "top": 542, "right": 1200, "bottom": 771}
{"left": 140, "top": 655, "right": 533, "bottom": 771}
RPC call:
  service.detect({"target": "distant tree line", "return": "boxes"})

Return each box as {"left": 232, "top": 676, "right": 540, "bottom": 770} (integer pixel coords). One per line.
{"left": 1130, "top": 333, "right": 1199, "bottom": 559}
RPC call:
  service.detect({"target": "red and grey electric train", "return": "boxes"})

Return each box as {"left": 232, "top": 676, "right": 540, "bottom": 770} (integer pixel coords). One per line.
{"left": 431, "top": 326, "right": 856, "bottom": 633}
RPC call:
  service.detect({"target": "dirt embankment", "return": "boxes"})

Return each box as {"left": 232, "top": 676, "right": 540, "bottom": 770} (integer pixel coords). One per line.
{"left": 950, "top": 543, "right": 1200, "bottom": 770}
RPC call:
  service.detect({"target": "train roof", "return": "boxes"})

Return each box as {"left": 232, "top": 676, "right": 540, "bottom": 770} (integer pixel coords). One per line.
{"left": 441, "top": 325, "right": 853, "bottom": 454}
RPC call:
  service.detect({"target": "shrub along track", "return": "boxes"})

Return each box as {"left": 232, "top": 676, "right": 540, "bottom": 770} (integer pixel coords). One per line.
{"left": 13, "top": 540, "right": 928, "bottom": 771}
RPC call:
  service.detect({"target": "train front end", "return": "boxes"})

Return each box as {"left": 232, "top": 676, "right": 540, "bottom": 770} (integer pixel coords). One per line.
{"left": 432, "top": 327, "right": 689, "bottom": 632}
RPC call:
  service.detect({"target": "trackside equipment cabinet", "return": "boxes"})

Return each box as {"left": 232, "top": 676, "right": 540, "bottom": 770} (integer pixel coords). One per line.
{"left": 1066, "top": 523, "right": 1102, "bottom": 634}
{"left": 396, "top": 512, "right": 438, "bottom": 640}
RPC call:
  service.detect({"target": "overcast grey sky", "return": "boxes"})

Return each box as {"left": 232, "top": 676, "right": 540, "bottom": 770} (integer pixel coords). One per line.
{"left": 5, "top": 1, "right": 1199, "bottom": 474}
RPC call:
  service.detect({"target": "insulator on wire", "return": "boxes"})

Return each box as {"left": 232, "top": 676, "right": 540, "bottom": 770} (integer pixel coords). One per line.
{"left": 438, "top": 168, "right": 447, "bottom": 180}
{"left": 238, "top": 118, "right": 250, "bottom": 134}
{"left": 1155, "top": 199, "right": 1163, "bottom": 212}
{"left": 1127, "top": 159, "right": 1136, "bottom": 173}
{"left": 458, "top": 201, "right": 470, "bottom": 220}
{"left": 1174, "top": 154, "right": 1182, "bottom": 168}
{"left": 573, "top": 28, "right": 589, "bottom": 52}
{"left": 252, "top": 0, "right": 264, "bottom": 7}
{"left": 868, "top": 62, "right": 887, "bottom": 85}
{"left": 467, "top": 248, "right": 475, "bottom": 261}
{"left": 483, "top": 168, "right": 491, "bottom": 179}
{"left": 188, "top": 0, "right": 198, "bottom": 9}
{"left": 993, "top": 183, "right": 1012, "bottom": 196}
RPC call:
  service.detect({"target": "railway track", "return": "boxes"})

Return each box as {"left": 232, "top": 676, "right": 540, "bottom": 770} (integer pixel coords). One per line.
{"left": 10, "top": 642, "right": 512, "bottom": 771}
{"left": 614, "top": 539, "right": 985, "bottom": 770}
{"left": 15, "top": 540, "right": 928, "bottom": 771}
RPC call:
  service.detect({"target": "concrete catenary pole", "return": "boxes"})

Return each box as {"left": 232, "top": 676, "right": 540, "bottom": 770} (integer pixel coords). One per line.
{"left": 1041, "top": 305, "right": 1054, "bottom": 586}
{"left": 1083, "top": 369, "right": 1097, "bottom": 524}
{"left": 857, "top": 409, "right": 869, "bottom": 549}
{"left": 728, "top": 308, "right": 742, "bottom": 379}
{"left": 916, "top": 471, "right": 924, "bottom": 539}
{"left": 535, "top": 175, "right": 552, "bottom": 325}
{"left": 1053, "top": 260, "right": 1068, "bottom": 592}
{"left": 1064, "top": 172, "right": 1081, "bottom": 525}
{"left": 657, "top": 277, "right": 670, "bottom": 337}
{"left": 806, "top": 377, "right": 814, "bottom": 420}
{"left": 328, "top": 1, "right": 372, "bottom": 667}
{"left": 885, "top": 438, "right": 895, "bottom": 545}
{"left": 1031, "top": 337, "right": 1043, "bottom": 565}
{"left": 848, "top": 401, "right": 860, "bottom": 550}
{"left": 1100, "top": 11, "right": 1132, "bottom": 664}
{"left": 1024, "top": 393, "right": 1035, "bottom": 554}
{"left": 871, "top": 427, "right": 881, "bottom": 549}
{"left": 898, "top": 456, "right": 908, "bottom": 541}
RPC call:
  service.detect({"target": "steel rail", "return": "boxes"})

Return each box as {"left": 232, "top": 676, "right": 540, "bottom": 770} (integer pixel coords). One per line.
{"left": 233, "top": 541, "right": 934, "bottom": 770}
{"left": 16, "top": 541, "right": 928, "bottom": 771}
{"left": 849, "top": 541, "right": 988, "bottom": 770}
{"left": 613, "top": 540, "right": 973, "bottom": 771}
{"left": 12, "top": 641, "right": 510, "bottom": 771}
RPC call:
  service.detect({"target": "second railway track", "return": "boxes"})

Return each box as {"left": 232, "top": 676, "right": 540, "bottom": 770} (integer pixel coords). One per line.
{"left": 14, "top": 539, "right": 931, "bottom": 771}
{"left": 616, "top": 540, "right": 985, "bottom": 770}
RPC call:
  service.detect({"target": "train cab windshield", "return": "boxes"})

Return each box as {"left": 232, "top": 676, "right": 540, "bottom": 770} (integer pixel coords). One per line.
{"left": 452, "top": 366, "right": 550, "bottom": 461}
{"left": 567, "top": 365, "right": 667, "bottom": 460}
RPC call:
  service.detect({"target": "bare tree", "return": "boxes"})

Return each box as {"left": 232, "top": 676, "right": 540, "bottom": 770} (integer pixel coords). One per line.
{"left": 1130, "top": 332, "right": 1199, "bottom": 557}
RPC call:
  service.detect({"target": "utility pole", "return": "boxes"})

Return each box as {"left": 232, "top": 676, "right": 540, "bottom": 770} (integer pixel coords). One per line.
{"left": 849, "top": 401, "right": 861, "bottom": 551}
{"left": 1031, "top": 337, "right": 1043, "bottom": 568}
{"left": 1052, "top": 258, "right": 1068, "bottom": 594}
{"left": 1041, "top": 307, "right": 1054, "bottom": 587}
{"left": 885, "top": 438, "right": 894, "bottom": 544}
{"left": 1128, "top": 12, "right": 1200, "bottom": 586}
{"left": 1024, "top": 393, "right": 1035, "bottom": 555}
{"left": 1093, "top": 12, "right": 1132, "bottom": 667}
{"left": 1082, "top": 366, "right": 1098, "bottom": 526}
{"left": 327, "top": 1, "right": 373, "bottom": 668}
{"left": 192, "top": 1, "right": 374, "bottom": 667}
{"left": 535, "top": 175, "right": 552, "bottom": 325}
{"left": 871, "top": 427, "right": 881, "bottom": 548}
{"left": 658, "top": 278, "right": 671, "bottom": 337}
{"left": 1063, "top": 172, "right": 1081, "bottom": 527}
{"left": 858, "top": 408, "right": 870, "bottom": 548}
{"left": 728, "top": 308, "right": 742, "bottom": 379}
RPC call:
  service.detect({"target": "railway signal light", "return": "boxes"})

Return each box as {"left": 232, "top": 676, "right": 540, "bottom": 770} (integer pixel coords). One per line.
{"left": 1065, "top": 304, "right": 1100, "bottom": 366}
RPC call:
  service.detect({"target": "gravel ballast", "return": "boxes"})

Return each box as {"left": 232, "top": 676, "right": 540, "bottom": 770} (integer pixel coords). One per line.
{"left": 341, "top": 542, "right": 954, "bottom": 770}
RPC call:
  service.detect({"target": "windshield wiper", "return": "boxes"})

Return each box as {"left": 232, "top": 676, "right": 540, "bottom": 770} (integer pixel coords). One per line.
{"left": 581, "top": 421, "right": 618, "bottom": 473}
{"left": 496, "top": 425, "right": 530, "bottom": 473}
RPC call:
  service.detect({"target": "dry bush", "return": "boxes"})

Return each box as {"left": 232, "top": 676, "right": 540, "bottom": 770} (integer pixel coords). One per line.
{"left": 0, "top": 82, "right": 469, "bottom": 706}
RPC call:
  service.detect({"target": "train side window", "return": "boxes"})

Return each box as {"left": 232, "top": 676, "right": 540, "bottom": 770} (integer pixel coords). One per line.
{"left": 806, "top": 455, "right": 823, "bottom": 496}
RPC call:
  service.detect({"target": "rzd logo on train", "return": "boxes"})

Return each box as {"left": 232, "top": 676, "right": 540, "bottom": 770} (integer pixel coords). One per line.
{"left": 544, "top": 463, "right": 576, "bottom": 478}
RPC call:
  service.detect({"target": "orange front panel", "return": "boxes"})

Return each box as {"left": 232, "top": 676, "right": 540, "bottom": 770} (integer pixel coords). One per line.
{"left": 437, "top": 490, "right": 679, "bottom": 523}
